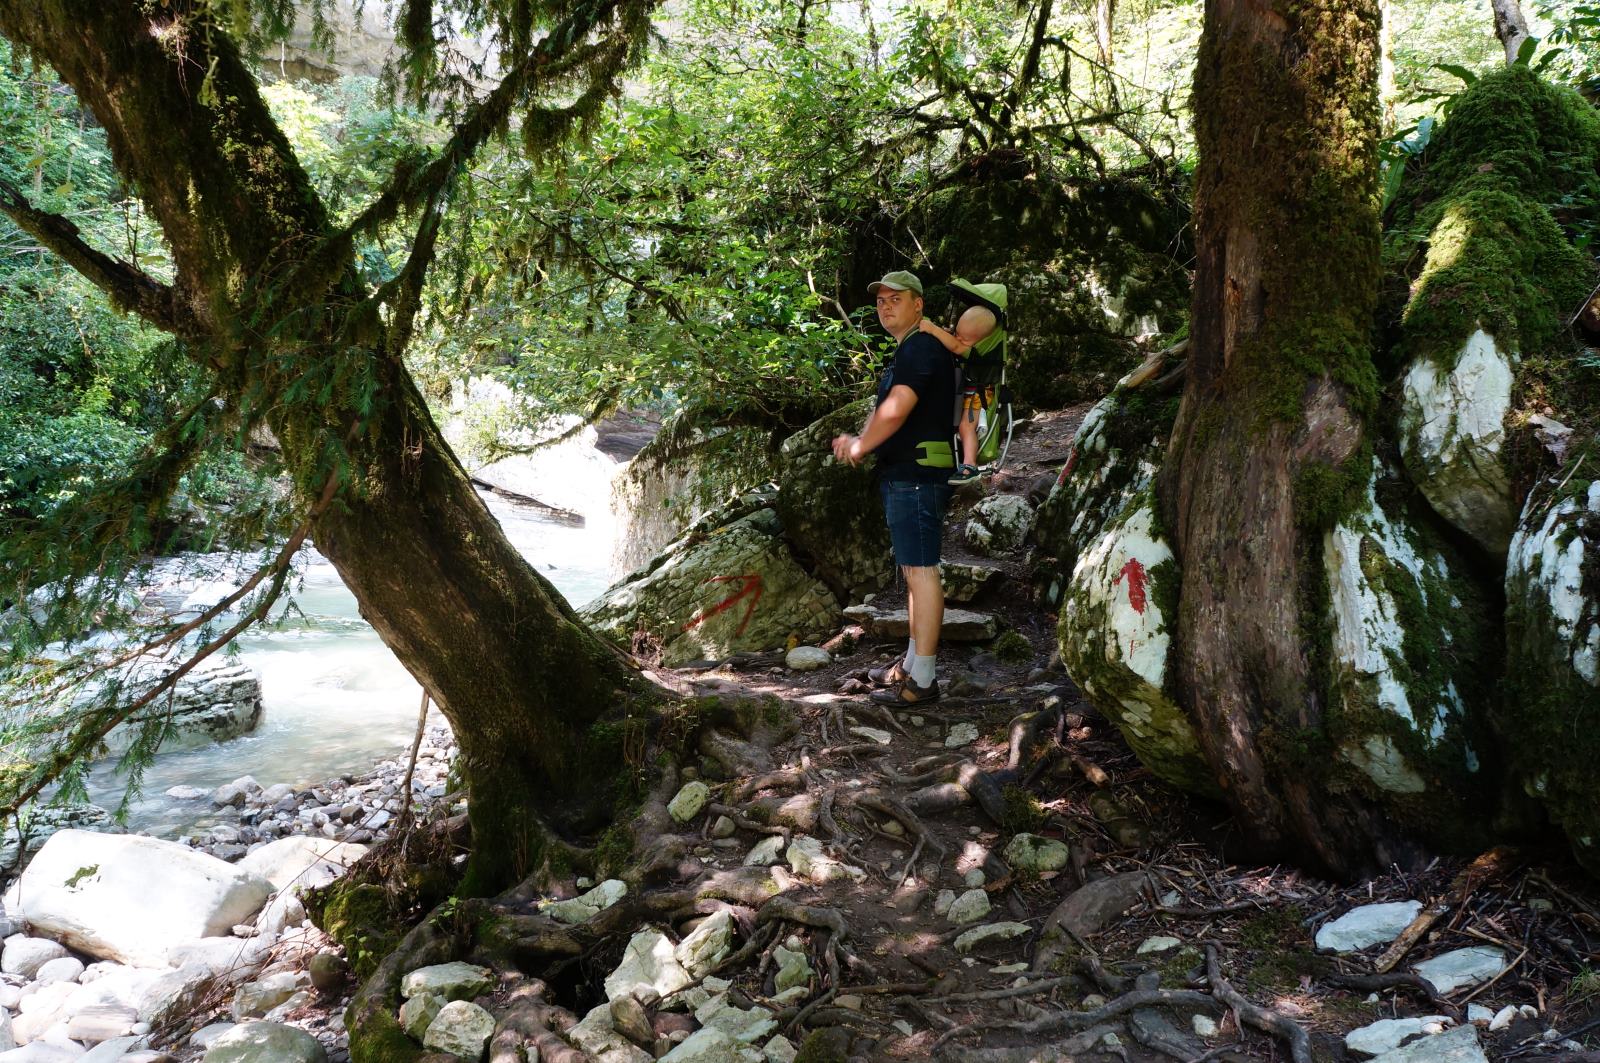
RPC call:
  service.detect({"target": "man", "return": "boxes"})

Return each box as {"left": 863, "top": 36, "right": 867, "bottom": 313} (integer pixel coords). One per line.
{"left": 831, "top": 270, "right": 956, "bottom": 706}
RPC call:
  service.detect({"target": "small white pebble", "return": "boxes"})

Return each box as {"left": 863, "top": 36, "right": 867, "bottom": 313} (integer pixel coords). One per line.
{"left": 1193, "top": 1015, "right": 1219, "bottom": 1038}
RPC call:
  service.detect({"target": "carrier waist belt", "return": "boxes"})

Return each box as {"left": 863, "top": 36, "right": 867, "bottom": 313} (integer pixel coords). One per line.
{"left": 915, "top": 440, "right": 955, "bottom": 468}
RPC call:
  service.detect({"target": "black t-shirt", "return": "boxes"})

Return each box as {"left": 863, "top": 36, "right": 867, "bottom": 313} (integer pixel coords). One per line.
{"left": 874, "top": 329, "right": 956, "bottom": 482}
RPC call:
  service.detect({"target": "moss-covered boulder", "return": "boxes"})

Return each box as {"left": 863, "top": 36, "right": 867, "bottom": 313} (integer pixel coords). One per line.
{"left": 1318, "top": 463, "right": 1495, "bottom": 841}
{"left": 1505, "top": 472, "right": 1600, "bottom": 875}
{"left": 583, "top": 500, "right": 840, "bottom": 665}
{"left": 1387, "top": 67, "right": 1600, "bottom": 554}
{"left": 1057, "top": 484, "right": 1214, "bottom": 796}
{"left": 775, "top": 400, "right": 893, "bottom": 601}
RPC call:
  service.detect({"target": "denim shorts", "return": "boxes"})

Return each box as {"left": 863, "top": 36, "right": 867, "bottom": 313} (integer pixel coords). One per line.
{"left": 879, "top": 479, "right": 953, "bottom": 568}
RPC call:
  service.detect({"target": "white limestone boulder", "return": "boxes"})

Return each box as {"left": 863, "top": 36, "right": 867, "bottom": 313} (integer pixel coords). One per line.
{"left": 1057, "top": 486, "right": 1214, "bottom": 796}
{"left": 2, "top": 937, "right": 67, "bottom": 979}
{"left": 604, "top": 929, "right": 693, "bottom": 1003}
{"left": 1398, "top": 329, "right": 1516, "bottom": 555}
{"left": 1503, "top": 476, "right": 1600, "bottom": 876}
{"left": 1319, "top": 464, "right": 1493, "bottom": 830}
{"left": 1346, "top": 1015, "right": 1452, "bottom": 1057}
{"left": 784, "top": 646, "right": 831, "bottom": 672}
{"left": 423, "top": 1000, "right": 495, "bottom": 1060}
{"left": 1414, "top": 946, "right": 1506, "bottom": 995}
{"left": 10, "top": 832, "right": 272, "bottom": 967}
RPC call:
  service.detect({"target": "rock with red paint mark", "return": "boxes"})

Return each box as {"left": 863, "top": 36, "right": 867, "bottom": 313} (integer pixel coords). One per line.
{"left": 1034, "top": 389, "right": 1176, "bottom": 609}
{"left": 965, "top": 494, "right": 1036, "bottom": 555}
{"left": 584, "top": 506, "right": 840, "bottom": 667}
{"left": 1056, "top": 483, "right": 1214, "bottom": 797}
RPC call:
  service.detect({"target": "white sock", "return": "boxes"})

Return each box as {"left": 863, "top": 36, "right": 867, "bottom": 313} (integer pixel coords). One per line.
{"left": 910, "top": 654, "right": 937, "bottom": 687}
{"left": 903, "top": 640, "right": 917, "bottom": 668}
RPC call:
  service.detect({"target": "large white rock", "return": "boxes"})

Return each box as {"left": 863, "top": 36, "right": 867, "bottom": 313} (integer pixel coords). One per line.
{"left": 1399, "top": 329, "right": 1516, "bottom": 555}
{"left": 604, "top": 929, "right": 693, "bottom": 1003}
{"left": 234, "top": 838, "right": 367, "bottom": 894}
{"left": 567, "top": 1003, "right": 652, "bottom": 1063}
{"left": 675, "top": 910, "right": 734, "bottom": 978}
{"left": 1414, "top": 947, "right": 1506, "bottom": 995}
{"left": 1316, "top": 901, "right": 1423, "bottom": 953}
{"left": 202, "top": 1020, "right": 327, "bottom": 1063}
{"left": 784, "top": 647, "right": 831, "bottom": 672}
{"left": 1346, "top": 1015, "right": 1452, "bottom": 1057}
{"left": 10, "top": 832, "right": 272, "bottom": 968}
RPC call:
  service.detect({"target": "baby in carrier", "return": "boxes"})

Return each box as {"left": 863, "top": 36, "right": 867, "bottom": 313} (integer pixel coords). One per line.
{"left": 917, "top": 302, "right": 1000, "bottom": 485}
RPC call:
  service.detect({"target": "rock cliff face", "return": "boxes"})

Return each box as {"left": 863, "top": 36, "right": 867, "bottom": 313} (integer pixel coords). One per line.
{"left": 100, "top": 658, "right": 264, "bottom": 757}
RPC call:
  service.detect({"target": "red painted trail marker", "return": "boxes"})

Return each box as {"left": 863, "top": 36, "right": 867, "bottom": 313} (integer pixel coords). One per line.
{"left": 1112, "top": 558, "right": 1148, "bottom": 615}
{"left": 681, "top": 573, "right": 765, "bottom": 637}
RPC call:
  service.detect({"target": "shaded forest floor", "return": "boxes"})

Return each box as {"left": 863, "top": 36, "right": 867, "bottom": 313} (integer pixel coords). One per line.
{"left": 604, "top": 407, "right": 1600, "bottom": 1061}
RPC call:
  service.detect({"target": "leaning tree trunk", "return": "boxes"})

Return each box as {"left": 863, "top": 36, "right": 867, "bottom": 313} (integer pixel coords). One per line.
{"left": 0, "top": 0, "right": 658, "bottom": 894}
{"left": 1491, "top": 0, "right": 1532, "bottom": 65}
{"left": 1159, "top": 0, "right": 1395, "bottom": 876}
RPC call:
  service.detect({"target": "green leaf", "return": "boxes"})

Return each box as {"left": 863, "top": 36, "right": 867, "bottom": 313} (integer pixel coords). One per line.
{"left": 1514, "top": 36, "right": 1540, "bottom": 66}
{"left": 1435, "top": 63, "right": 1478, "bottom": 85}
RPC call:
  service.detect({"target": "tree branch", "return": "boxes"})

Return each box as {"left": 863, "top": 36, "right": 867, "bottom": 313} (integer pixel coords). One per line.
{"left": 0, "top": 177, "right": 197, "bottom": 339}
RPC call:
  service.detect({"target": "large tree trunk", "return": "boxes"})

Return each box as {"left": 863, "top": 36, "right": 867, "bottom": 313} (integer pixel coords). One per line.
{"left": 1159, "top": 0, "right": 1394, "bottom": 877}
{"left": 0, "top": 0, "right": 658, "bottom": 894}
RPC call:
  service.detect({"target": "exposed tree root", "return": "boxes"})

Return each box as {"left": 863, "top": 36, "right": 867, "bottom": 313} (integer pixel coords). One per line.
{"left": 1205, "top": 943, "right": 1312, "bottom": 1063}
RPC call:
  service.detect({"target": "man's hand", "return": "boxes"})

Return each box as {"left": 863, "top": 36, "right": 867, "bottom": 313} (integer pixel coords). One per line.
{"left": 831, "top": 433, "right": 866, "bottom": 466}
{"left": 917, "top": 318, "right": 936, "bottom": 334}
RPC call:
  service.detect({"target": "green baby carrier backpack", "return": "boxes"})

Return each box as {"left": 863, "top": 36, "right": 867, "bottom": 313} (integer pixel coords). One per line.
{"left": 950, "top": 278, "right": 1009, "bottom": 465}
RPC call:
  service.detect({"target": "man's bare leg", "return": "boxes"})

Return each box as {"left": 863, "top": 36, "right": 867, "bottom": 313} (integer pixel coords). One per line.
{"left": 903, "top": 564, "right": 944, "bottom": 683}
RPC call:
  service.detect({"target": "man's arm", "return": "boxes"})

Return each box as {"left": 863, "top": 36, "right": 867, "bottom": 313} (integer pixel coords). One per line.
{"left": 919, "top": 317, "right": 971, "bottom": 355}
{"left": 831, "top": 384, "right": 919, "bottom": 465}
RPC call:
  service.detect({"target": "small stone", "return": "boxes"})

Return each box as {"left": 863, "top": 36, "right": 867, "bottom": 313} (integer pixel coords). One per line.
{"left": 1315, "top": 901, "right": 1424, "bottom": 953}
{"left": 773, "top": 946, "right": 813, "bottom": 993}
{"left": 963, "top": 868, "right": 986, "bottom": 888}
{"left": 1466, "top": 1004, "right": 1493, "bottom": 1025}
{"left": 400, "top": 961, "right": 495, "bottom": 1001}
{"left": 545, "top": 878, "right": 629, "bottom": 925}
{"left": 1003, "top": 833, "right": 1070, "bottom": 872}
{"left": 771, "top": 986, "right": 808, "bottom": 1006}
{"left": 744, "top": 836, "right": 785, "bottom": 866}
{"left": 610, "top": 995, "right": 655, "bottom": 1046}
{"left": 945, "top": 723, "right": 979, "bottom": 748}
{"left": 1101, "top": 1032, "right": 1123, "bottom": 1048}
{"left": 675, "top": 909, "right": 734, "bottom": 978}
{"left": 34, "top": 957, "right": 84, "bottom": 984}
{"left": 399, "top": 992, "right": 443, "bottom": 1040}
{"left": 785, "top": 647, "right": 831, "bottom": 671}
{"left": 661, "top": 1027, "right": 741, "bottom": 1062}
{"left": 1519, "top": 1005, "right": 1540, "bottom": 1019}
{"left": 422, "top": 1000, "right": 495, "bottom": 1060}
{"left": 668, "top": 782, "right": 711, "bottom": 823}
{"left": 711, "top": 816, "right": 737, "bottom": 839}
{"left": 933, "top": 889, "right": 957, "bottom": 917}
{"left": 848, "top": 726, "right": 892, "bottom": 745}
{"left": 1, "top": 936, "right": 67, "bottom": 978}
{"left": 1414, "top": 946, "right": 1507, "bottom": 995}
{"left": 990, "top": 962, "right": 1028, "bottom": 975}
{"left": 1193, "top": 1015, "right": 1219, "bottom": 1038}
{"left": 763, "top": 1033, "right": 798, "bottom": 1063}
{"left": 881, "top": 819, "right": 905, "bottom": 837}
{"left": 1345, "top": 1015, "right": 1453, "bottom": 1057}
{"left": 954, "top": 922, "right": 1030, "bottom": 954}
{"left": 947, "top": 888, "right": 992, "bottom": 926}
{"left": 307, "top": 951, "right": 346, "bottom": 992}
{"left": 1136, "top": 935, "right": 1182, "bottom": 955}
{"left": 165, "top": 785, "right": 208, "bottom": 800}
{"left": 1082, "top": 994, "right": 1107, "bottom": 1008}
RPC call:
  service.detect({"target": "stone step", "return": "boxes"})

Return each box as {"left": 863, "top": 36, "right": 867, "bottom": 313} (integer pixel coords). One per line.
{"left": 939, "top": 561, "right": 1004, "bottom": 604}
{"left": 843, "top": 605, "right": 997, "bottom": 641}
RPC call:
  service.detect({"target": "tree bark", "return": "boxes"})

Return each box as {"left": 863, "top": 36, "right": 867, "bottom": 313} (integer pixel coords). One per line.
{"left": 1160, "top": 0, "right": 1396, "bottom": 877}
{"left": 1491, "top": 0, "right": 1532, "bottom": 65}
{"left": 1094, "top": 0, "right": 1117, "bottom": 68}
{"left": 0, "top": 0, "right": 659, "bottom": 893}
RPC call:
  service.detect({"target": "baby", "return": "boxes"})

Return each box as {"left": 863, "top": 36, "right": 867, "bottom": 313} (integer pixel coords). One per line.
{"left": 919, "top": 305, "right": 999, "bottom": 484}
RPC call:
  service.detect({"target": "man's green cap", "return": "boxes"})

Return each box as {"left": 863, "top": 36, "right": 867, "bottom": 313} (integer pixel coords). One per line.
{"left": 868, "top": 270, "right": 923, "bottom": 297}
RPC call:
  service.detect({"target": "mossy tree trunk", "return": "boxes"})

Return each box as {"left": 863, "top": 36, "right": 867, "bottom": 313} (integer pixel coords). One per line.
{"left": 0, "top": 0, "right": 658, "bottom": 894}
{"left": 1159, "top": 0, "right": 1396, "bottom": 876}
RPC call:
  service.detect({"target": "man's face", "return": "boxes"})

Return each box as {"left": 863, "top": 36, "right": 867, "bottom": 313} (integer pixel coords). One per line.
{"left": 875, "top": 287, "right": 921, "bottom": 334}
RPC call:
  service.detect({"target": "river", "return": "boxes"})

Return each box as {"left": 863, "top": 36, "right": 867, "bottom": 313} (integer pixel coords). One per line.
{"left": 82, "top": 445, "right": 622, "bottom": 837}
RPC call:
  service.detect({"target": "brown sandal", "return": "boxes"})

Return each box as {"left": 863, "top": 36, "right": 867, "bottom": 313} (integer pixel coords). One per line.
{"left": 869, "top": 677, "right": 941, "bottom": 706}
